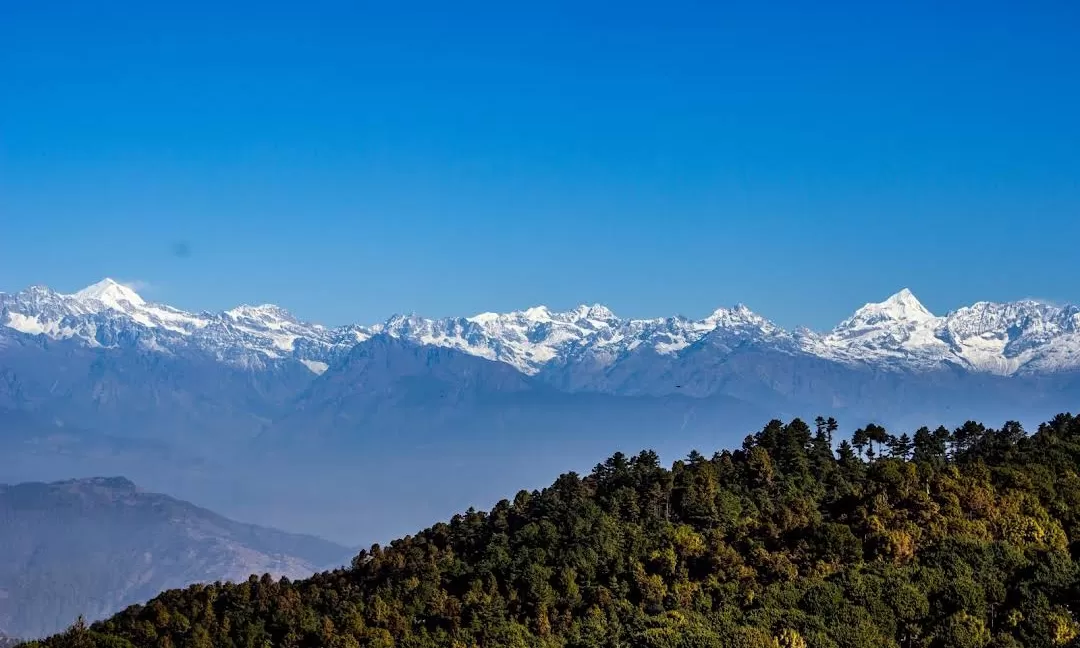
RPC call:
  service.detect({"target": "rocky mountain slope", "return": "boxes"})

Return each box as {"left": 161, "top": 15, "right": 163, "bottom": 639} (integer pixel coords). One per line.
{"left": 0, "top": 477, "right": 352, "bottom": 639}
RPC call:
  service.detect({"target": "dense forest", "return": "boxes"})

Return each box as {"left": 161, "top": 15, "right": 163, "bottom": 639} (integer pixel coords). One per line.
{"left": 23, "top": 413, "right": 1080, "bottom": 648}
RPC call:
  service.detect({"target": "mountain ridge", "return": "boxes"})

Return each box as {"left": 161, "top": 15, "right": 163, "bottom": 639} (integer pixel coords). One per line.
{"left": 4, "top": 279, "right": 1080, "bottom": 378}
{"left": 0, "top": 476, "right": 353, "bottom": 638}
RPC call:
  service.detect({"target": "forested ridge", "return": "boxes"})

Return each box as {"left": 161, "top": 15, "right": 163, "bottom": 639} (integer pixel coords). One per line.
{"left": 24, "top": 413, "right": 1080, "bottom": 648}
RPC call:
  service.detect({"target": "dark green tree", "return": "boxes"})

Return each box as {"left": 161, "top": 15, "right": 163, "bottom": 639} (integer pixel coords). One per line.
{"left": 887, "top": 433, "right": 913, "bottom": 460}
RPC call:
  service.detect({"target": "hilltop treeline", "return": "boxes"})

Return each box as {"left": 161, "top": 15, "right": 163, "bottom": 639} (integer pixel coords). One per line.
{"left": 25, "top": 413, "right": 1080, "bottom": 648}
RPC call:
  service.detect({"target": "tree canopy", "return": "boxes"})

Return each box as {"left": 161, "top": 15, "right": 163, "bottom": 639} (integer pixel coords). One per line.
{"left": 23, "top": 413, "right": 1080, "bottom": 648}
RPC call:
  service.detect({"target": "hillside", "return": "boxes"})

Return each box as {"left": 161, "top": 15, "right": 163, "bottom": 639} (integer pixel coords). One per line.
{"left": 23, "top": 413, "right": 1080, "bottom": 648}
{"left": 0, "top": 478, "right": 352, "bottom": 639}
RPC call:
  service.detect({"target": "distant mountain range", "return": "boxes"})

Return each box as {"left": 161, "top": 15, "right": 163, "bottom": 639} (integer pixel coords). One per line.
{"left": 1, "top": 279, "right": 1078, "bottom": 542}
{"left": 4, "top": 279, "right": 1080, "bottom": 377}
{"left": 0, "top": 476, "right": 352, "bottom": 639}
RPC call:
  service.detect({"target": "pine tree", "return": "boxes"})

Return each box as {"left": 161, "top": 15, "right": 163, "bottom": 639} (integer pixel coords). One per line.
{"left": 887, "top": 433, "right": 913, "bottom": 460}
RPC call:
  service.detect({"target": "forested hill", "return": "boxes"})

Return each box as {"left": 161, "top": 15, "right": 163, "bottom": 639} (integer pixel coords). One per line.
{"left": 25, "top": 413, "right": 1080, "bottom": 648}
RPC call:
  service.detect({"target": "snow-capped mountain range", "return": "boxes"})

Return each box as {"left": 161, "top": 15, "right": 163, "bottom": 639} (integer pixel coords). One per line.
{"left": 4, "top": 279, "right": 1080, "bottom": 549}
{"left": 2, "top": 279, "right": 1079, "bottom": 378}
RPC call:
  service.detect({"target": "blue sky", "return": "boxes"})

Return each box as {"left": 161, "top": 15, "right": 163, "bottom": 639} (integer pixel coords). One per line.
{"left": 2, "top": 0, "right": 1078, "bottom": 330}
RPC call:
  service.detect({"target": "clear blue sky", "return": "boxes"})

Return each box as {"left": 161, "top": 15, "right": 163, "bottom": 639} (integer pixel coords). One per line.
{"left": 2, "top": 0, "right": 1078, "bottom": 330}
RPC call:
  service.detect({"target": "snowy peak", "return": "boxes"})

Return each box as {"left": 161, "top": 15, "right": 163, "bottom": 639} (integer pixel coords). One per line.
{"left": 944, "top": 300, "right": 1061, "bottom": 337}
{"left": 8, "top": 285, "right": 79, "bottom": 313}
{"left": 0, "top": 280, "right": 344, "bottom": 371}
{"left": 522, "top": 306, "right": 552, "bottom": 321}
{"left": 703, "top": 304, "right": 778, "bottom": 333}
{"left": 880, "top": 288, "right": 934, "bottom": 319}
{"left": 932, "top": 300, "right": 1080, "bottom": 374}
{"left": 570, "top": 304, "right": 618, "bottom": 323}
{"left": 225, "top": 304, "right": 300, "bottom": 326}
{"left": 467, "top": 304, "right": 618, "bottom": 326}
{"left": 810, "top": 290, "right": 1080, "bottom": 375}
{"left": 379, "top": 305, "right": 623, "bottom": 374}
{"left": 73, "top": 278, "right": 146, "bottom": 309}
{"left": 837, "top": 288, "right": 936, "bottom": 330}
{"left": 812, "top": 289, "right": 948, "bottom": 369}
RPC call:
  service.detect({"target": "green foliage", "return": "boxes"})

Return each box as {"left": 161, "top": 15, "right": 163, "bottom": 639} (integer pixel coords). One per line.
{"left": 23, "top": 414, "right": 1080, "bottom": 648}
